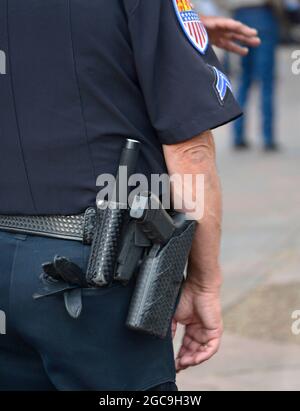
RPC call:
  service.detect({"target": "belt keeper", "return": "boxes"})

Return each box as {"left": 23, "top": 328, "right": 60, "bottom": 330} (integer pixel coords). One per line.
{"left": 82, "top": 207, "right": 97, "bottom": 245}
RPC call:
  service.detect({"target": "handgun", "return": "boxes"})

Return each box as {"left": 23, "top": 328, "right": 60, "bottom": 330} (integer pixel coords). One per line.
{"left": 126, "top": 192, "right": 197, "bottom": 338}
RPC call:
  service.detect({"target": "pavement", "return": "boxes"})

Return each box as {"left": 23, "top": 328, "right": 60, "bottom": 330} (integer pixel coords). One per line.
{"left": 175, "top": 46, "right": 300, "bottom": 391}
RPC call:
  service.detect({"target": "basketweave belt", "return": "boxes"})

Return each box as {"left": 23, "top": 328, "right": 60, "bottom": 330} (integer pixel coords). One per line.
{"left": 0, "top": 207, "right": 97, "bottom": 245}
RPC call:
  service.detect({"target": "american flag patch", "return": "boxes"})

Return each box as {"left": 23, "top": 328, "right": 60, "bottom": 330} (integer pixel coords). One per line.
{"left": 172, "top": 0, "right": 209, "bottom": 55}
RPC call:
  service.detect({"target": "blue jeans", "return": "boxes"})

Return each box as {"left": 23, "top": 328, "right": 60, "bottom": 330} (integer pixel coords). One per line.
{"left": 0, "top": 230, "right": 176, "bottom": 391}
{"left": 233, "top": 7, "right": 279, "bottom": 146}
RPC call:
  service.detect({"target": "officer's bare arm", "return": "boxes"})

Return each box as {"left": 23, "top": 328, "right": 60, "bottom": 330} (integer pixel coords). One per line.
{"left": 163, "top": 130, "right": 223, "bottom": 370}
{"left": 163, "top": 131, "right": 222, "bottom": 291}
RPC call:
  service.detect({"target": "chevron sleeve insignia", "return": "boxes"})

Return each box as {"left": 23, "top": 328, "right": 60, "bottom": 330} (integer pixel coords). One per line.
{"left": 211, "top": 66, "right": 233, "bottom": 104}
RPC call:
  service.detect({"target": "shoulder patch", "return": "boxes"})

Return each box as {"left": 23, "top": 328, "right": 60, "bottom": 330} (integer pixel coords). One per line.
{"left": 210, "top": 66, "right": 233, "bottom": 104}
{"left": 172, "top": 0, "right": 209, "bottom": 55}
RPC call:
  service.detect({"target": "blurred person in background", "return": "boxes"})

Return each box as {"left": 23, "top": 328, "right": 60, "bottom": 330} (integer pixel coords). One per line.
{"left": 284, "top": 0, "right": 300, "bottom": 23}
{"left": 194, "top": 0, "right": 261, "bottom": 56}
{"left": 217, "top": 0, "right": 283, "bottom": 151}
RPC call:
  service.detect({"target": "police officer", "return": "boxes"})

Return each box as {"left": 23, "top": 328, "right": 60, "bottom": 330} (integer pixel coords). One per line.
{"left": 0, "top": 0, "right": 245, "bottom": 391}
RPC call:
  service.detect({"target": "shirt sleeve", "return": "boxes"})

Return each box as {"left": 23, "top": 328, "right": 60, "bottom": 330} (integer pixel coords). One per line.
{"left": 124, "top": 0, "right": 242, "bottom": 144}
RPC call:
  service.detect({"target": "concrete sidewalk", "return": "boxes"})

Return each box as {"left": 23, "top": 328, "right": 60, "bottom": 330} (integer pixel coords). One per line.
{"left": 176, "top": 46, "right": 300, "bottom": 391}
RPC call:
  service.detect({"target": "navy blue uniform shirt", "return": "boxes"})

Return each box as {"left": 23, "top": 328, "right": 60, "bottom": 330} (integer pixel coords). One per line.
{"left": 0, "top": 0, "right": 241, "bottom": 215}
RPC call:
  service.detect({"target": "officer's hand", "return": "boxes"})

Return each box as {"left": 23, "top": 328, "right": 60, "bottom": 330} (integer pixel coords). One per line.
{"left": 172, "top": 281, "right": 223, "bottom": 372}
{"left": 201, "top": 15, "right": 261, "bottom": 56}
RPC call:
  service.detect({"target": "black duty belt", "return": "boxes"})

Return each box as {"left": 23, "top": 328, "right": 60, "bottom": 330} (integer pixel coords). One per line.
{"left": 0, "top": 208, "right": 97, "bottom": 245}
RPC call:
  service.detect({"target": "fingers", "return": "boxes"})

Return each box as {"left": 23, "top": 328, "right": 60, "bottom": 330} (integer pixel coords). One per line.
{"left": 219, "top": 40, "right": 250, "bottom": 56}
{"left": 220, "top": 18, "right": 258, "bottom": 38}
{"left": 233, "top": 22, "right": 258, "bottom": 38}
{"left": 176, "top": 334, "right": 202, "bottom": 372}
{"left": 175, "top": 324, "right": 222, "bottom": 369}
{"left": 177, "top": 334, "right": 199, "bottom": 359}
{"left": 176, "top": 338, "right": 220, "bottom": 372}
{"left": 224, "top": 32, "right": 261, "bottom": 47}
{"left": 209, "top": 17, "right": 261, "bottom": 56}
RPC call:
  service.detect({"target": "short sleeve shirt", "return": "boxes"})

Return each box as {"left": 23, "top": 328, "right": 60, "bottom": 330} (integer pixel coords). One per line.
{"left": 124, "top": 0, "right": 242, "bottom": 144}
{"left": 0, "top": 0, "right": 241, "bottom": 215}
